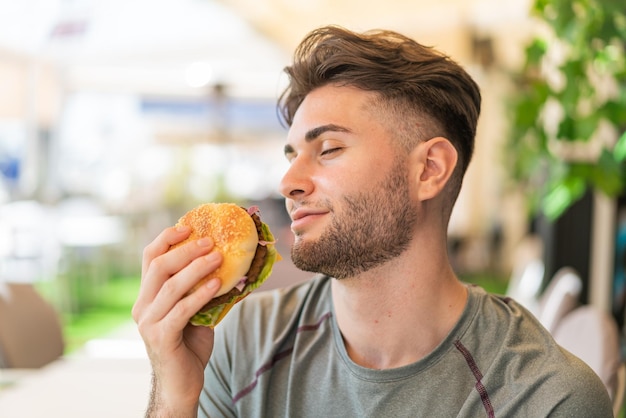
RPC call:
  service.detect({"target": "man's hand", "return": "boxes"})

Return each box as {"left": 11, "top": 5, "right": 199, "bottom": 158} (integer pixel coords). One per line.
{"left": 132, "top": 225, "right": 223, "bottom": 416}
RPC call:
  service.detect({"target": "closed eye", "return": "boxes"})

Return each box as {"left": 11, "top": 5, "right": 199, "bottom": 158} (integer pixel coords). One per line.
{"left": 321, "top": 147, "right": 343, "bottom": 156}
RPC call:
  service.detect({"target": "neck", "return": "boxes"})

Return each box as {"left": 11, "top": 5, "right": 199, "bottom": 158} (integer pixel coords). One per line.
{"left": 331, "top": 244, "right": 467, "bottom": 370}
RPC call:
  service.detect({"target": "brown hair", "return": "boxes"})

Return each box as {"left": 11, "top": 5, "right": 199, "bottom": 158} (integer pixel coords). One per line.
{"left": 278, "top": 25, "right": 481, "bottom": 209}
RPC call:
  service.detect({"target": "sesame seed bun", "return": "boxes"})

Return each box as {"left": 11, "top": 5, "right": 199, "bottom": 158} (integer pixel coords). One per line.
{"left": 170, "top": 203, "right": 279, "bottom": 327}
{"left": 173, "top": 203, "right": 258, "bottom": 297}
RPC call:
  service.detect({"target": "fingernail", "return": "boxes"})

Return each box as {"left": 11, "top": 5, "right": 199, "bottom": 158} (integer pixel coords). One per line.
{"left": 176, "top": 225, "right": 190, "bottom": 233}
{"left": 205, "top": 252, "right": 221, "bottom": 262}
{"left": 206, "top": 278, "right": 220, "bottom": 290}
{"left": 197, "top": 238, "right": 212, "bottom": 247}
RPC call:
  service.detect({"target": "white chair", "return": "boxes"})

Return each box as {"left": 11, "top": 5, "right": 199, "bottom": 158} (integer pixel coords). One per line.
{"left": 506, "top": 258, "right": 545, "bottom": 316}
{"left": 536, "top": 267, "right": 583, "bottom": 333}
{"left": 552, "top": 305, "right": 625, "bottom": 416}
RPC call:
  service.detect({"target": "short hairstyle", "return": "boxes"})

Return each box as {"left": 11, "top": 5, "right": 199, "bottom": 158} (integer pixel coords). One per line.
{"left": 278, "top": 25, "right": 481, "bottom": 211}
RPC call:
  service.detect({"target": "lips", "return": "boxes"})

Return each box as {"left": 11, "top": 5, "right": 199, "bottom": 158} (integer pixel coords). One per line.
{"left": 290, "top": 207, "right": 328, "bottom": 221}
{"left": 289, "top": 207, "right": 329, "bottom": 231}
{"left": 290, "top": 208, "right": 328, "bottom": 221}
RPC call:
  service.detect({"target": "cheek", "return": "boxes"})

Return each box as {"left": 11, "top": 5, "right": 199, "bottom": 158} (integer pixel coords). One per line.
{"left": 314, "top": 170, "right": 350, "bottom": 196}
{"left": 329, "top": 157, "right": 374, "bottom": 182}
{"left": 315, "top": 152, "right": 395, "bottom": 197}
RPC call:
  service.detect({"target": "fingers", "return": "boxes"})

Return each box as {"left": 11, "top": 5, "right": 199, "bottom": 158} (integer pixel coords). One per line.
{"left": 133, "top": 227, "right": 220, "bottom": 325}
{"left": 132, "top": 226, "right": 224, "bottom": 403}
{"left": 163, "top": 277, "right": 222, "bottom": 334}
{"left": 141, "top": 225, "right": 191, "bottom": 279}
{"left": 139, "top": 236, "right": 213, "bottom": 305}
{"left": 134, "top": 254, "right": 223, "bottom": 351}
{"left": 147, "top": 251, "right": 223, "bottom": 324}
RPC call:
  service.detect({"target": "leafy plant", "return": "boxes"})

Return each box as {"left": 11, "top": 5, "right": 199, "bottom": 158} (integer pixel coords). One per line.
{"left": 508, "top": 0, "right": 626, "bottom": 220}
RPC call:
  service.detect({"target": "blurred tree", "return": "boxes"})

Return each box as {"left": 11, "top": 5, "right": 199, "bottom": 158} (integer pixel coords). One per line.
{"left": 508, "top": 0, "right": 626, "bottom": 220}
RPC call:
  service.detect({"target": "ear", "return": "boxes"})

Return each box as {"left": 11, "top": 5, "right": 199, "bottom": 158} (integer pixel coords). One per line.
{"left": 410, "top": 137, "right": 458, "bottom": 202}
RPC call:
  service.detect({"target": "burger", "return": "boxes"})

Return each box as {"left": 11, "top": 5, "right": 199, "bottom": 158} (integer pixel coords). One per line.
{"left": 171, "top": 203, "right": 280, "bottom": 327}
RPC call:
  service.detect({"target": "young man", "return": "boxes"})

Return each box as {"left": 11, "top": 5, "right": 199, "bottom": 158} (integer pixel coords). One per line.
{"left": 133, "top": 26, "right": 613, "bottom": 417}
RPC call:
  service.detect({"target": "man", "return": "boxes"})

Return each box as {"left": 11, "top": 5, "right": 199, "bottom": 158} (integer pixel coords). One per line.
{"left": 133, "top": 26, "right": 612, "bottom": 417}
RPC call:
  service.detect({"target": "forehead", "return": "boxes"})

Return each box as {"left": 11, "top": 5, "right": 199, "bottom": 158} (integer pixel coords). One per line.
{"left": 287, "top": 85, "right": 380, "bottom": 139}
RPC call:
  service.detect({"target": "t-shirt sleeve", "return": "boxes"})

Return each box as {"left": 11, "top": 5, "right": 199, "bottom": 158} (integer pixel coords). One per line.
{"left": 544, "top": 352, "right": 614, "bottom": 418}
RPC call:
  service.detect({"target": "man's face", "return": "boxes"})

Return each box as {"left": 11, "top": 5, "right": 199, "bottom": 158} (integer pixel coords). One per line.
{"left": 279, "top": 85, "right": 417, "bottom": 279}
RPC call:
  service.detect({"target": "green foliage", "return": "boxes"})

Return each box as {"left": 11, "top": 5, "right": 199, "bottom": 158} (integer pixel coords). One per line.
{"left": 508, "top": 0, "right": 626, "bottom": 220}
{"left": 37, "top": 275, "right": 140, "bottom": 353}
{"left": 61, "top": 276, "right": 140, "bottom": 353}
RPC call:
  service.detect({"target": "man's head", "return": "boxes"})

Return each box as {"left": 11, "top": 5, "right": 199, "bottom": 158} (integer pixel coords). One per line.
{"left": 278, "top": 25, "right": 481, "bottom": 216}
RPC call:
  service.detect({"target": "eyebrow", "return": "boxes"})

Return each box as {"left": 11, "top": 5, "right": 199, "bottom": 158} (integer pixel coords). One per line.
{"left": 284, "top": 124, "right": 351, "bottom": 156}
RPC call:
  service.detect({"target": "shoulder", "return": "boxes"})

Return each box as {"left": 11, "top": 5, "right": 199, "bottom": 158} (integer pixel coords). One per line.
{"left": 545, "top": 349, "right": 614, "bottom": 416}
{"left": 460, "top": 286, "right": 613, "bottom": 416}
{"left": 465, "top": 284, "right": 547, "bottom": 339}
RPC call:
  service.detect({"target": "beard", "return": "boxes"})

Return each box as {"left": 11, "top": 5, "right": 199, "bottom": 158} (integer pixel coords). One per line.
{"left": 291, "top": 161, "right": 417, "bottom": 279}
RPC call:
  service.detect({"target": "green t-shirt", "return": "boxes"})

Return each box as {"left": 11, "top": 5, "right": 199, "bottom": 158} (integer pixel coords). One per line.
{"left": 200, "top": 275, "right": 612, "bottom": 417}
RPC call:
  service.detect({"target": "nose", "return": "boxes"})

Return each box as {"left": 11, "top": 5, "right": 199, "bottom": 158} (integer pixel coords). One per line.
{"left": 279, "top": 156, "right": 312, "bottom": 200}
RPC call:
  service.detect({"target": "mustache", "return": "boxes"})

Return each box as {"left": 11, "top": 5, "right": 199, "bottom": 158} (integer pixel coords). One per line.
{"left": 288, "top": 198, "right": 334, "bottom": 214}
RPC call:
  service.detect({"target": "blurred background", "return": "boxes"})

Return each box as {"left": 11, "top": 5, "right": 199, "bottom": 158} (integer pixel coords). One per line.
{"left": 0, "top": 0, "right": 625, "bottom": 414}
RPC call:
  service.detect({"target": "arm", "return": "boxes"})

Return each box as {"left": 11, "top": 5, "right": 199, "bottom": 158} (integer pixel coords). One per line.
{"left": 132, "top": 225, "right": 223, "bottom": 417}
